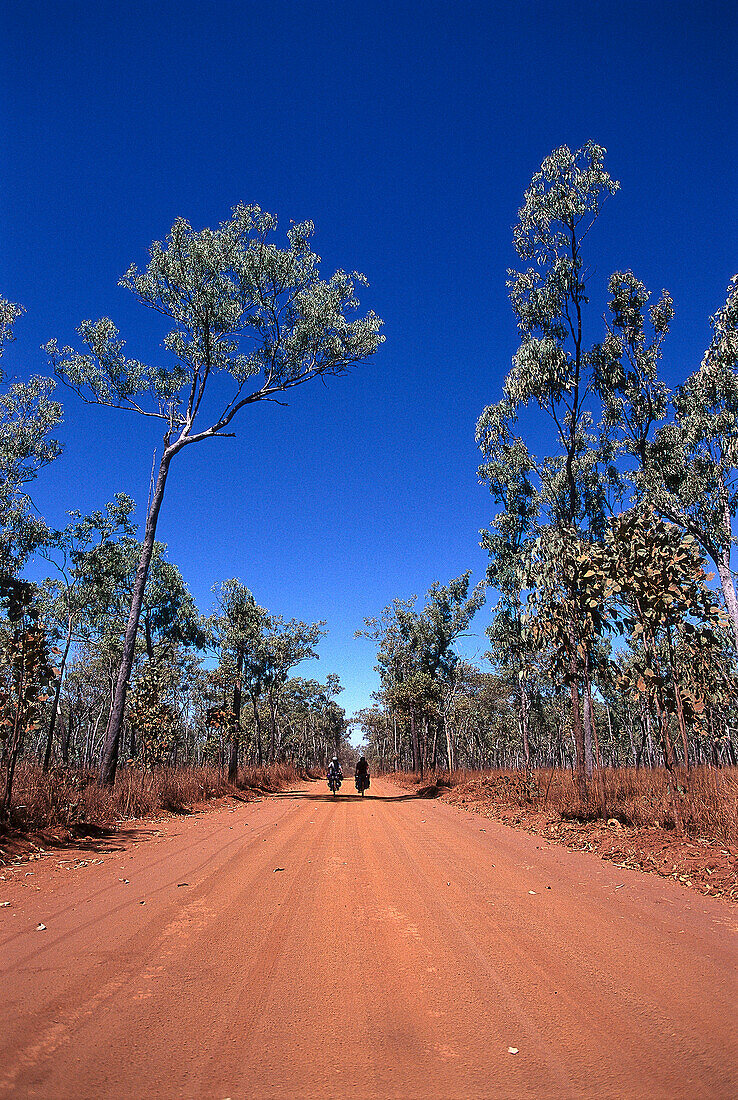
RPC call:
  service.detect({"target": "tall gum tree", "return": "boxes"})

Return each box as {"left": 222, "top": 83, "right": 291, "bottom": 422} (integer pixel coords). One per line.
{"left": 358, "top": 573, "right": 486, "bottom": 774}
{"left": 261, "top": 616, "right": 327, "bottom": 763}
{"left": 477, "top": 419, "right": 538, "bottom": 767}
{"left": 208, "top": 579, "right": 268, "bottom": 781}
{"left": 45, "top": 206, "right": 384, "bottom": 784}
{"left": 477, "top": 142, "right": 620, "bottom": 786}
{"left": 38, "top": 494, "right": 136, "bottom": 771}
{"left": 0, "top": 295, "right": 63, "bottom": 582}
{"left": 647, "top": 276, "right": 738, "bottom": 651}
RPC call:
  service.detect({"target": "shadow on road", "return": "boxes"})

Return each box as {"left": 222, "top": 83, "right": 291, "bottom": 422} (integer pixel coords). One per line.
{"left": 270, "top": 789, "right": 418, "bottom": 803}
{"left": 0, "top": 822, "right": 157, "bottom": 861}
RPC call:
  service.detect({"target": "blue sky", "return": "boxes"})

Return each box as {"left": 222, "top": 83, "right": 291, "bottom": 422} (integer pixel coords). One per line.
{"left": 3, "top": 1, "right": 736, "bottom": 727}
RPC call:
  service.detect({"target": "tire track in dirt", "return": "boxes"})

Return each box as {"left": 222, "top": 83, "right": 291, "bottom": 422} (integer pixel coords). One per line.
{"left": 385, "top": 794, "right": 736, "bottom": 1094}
{"left": 380, "top": 794, "right": 716, "bottom": 1097}
{"left": 0, "top": 794, "right": 329, "bottom": 1096}
{"left": 1, "top": 778, "right": 736, "bottom": 1099}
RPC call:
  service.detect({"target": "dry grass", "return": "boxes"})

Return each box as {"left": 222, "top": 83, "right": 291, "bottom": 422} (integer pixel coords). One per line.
{"left": 393, "top": 766, "right": 738, "bottom": 847}
{"left": 2, "top": 760, "right": 306, "bottom": 835}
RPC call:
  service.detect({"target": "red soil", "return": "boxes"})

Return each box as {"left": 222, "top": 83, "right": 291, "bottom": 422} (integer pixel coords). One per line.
{"left": 1, "top": 778, "right": 736, "bottom": 1098}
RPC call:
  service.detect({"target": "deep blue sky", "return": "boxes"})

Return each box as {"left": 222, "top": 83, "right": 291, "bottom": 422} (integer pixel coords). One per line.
{"left": 3, "top": 1, "right": 736, "bottom": 726}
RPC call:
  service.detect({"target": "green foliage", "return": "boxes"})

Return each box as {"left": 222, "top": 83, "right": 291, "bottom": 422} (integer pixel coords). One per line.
{"left": 358, "top": 573, "right": 485, "bottom": 771}
{"left": 208, "top": 579, "right": 330, "bottom": 765}
{"left": 360, "top": 572, "right": 485, "bottom": 699}
{"left": 79, "top": 535, "right": 205, "bottom": 652}
{"left": 616, "top": 273, "right": 738, "bottom": 649}
{"left": 0, "top": 294, "right": 63, "bottom": 578}
{"left": 609, "top": 507, "right": 727, "bottom": 718}
{"left": 0, "top": 295, "right": 24, "bottom": 360}
{"left": 40, "top": 495, "right": 137, "bottom": 640}
{"left": 127, "top": 657, "right": 180, "bottom": 769}
{"left": 594, "top": 270, "right": 673, "bottom": 479}
{"left": 44, "top": 204, "right": 384, "bottom": 441}
{"left": 0, "top": 582, "right": 59, "bottom": 815}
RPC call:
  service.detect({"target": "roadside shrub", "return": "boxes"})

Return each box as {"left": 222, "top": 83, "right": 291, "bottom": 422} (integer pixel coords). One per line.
{"left": 1, "top": 760, "right": 303, "bottom": 835}
{"left": 393, "top": 766, "right": 738, "bottom": 846}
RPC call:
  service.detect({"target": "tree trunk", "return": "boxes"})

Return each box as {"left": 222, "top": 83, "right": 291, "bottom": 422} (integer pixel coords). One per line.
{"left": 410, "top": 711, "right": 420, "bottom": 775}
{"left": 585, "top": 674, "right": 607, "bottom": 818}
{"left": 1, "top": 633, "right": 26, "bottom": 820}
{"left": 228, "top": 733, "right": 239, "bottom": 783}
{"left": 61, "top": 712, "right": 71, "bottom": 765}
{"left": 569, "top": 653, "right": 586, "bottom": 797}
{"left": 99, "top": 448, "right": 174, "bottom": 786}
{"left": 43, "top": 619, "right": 73, "bottom": 772}
{"left": 84, "top": 719, "right": 93, "bottom": 768}
{"left": 445, "top": 718, "right": 455, "bottom": 773}
{"left": 520, "top": 676, "right": 531, "bottom": 770}
{"left": 251, "top": 694, "right": 263, "bottom": 766}
{"left": 430, "top": 720, "right": 439, "bottom": 772}
{"left": 582, "top": 684, "right": 594, "bottom": 779}
{"left": 268, "top": 691, "right": 277, "bottom": 764}
{"left": 715, "top": 547, "right": 738, "bottom": 654}
{"left": 665, "top": 626, "right": 690, "bottom": 771}
{"left": 228, "top": 652, "right": 244, "bottom": 784}
{"left": 648, "top": 660, "right": 683, "bottom": 834}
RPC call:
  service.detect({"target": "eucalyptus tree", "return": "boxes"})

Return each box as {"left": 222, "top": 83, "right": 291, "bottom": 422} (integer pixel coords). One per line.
{"left": 479, "top": 142, "right": 620, "bottom": 536}
{"left": 478, "top": 415, "right": 538, "bottom": 766}
{"left": 262, "top": 616, "right": 327, "bottom": 762}
{"left": 358, "top": 572, "right": 485, "bottom": 773}
{"left": 79, "top": 535, "right": 204, "bottom": 658}
{"left": 273, "top": 676, "right": 319, "bottom": 765}
{"left": 0, "top": 296, "right": 62, "bottom": 581}
{"left": 477, "top": 142, "right": 635, "bottom": 777}
{"left": 609, "top": 506, "right": 726, "bottom": 778}
{"left": 417, "top": 573, "right": 487, "bottom": 768}
{"left": 357, "top": 593, "right": 417, "bottom": 733}
{"left": 209, "top": 579, "right": 269, "bottom": 781}
{"left": 354, "top": 703, "right": 393, "bottom": 770}
{"left": 61, "top": 639, "right": 120, "bottom": 766}
{"left": 642, "top": 276, "right": 738, "bottom": 650}
{"left": 45, "top": 205, "right": 384, "bottom": 784}
{"left": 260, "top": 673, "right": 345, "bottom": 766}
{"left": 38, "top": 494, "right": 136, "bottom": 770}
{"left": 307, "top": 673, "right": 344, "bottom": 763}
{"left": 594, "top": 271, "right": 673, "bottom": 486}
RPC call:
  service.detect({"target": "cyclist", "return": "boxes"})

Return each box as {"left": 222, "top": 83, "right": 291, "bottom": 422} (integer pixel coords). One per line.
{"left": 327, "top": 756, "right": 343, "bottom": 790}
{"left": 355, "top": 754, "right": 370, "bottom": 794}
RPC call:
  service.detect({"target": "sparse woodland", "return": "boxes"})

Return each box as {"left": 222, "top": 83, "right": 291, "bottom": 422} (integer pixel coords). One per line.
{"left": 1, "top": 208, "right": 381, "bottom": 823}
{"left": 2, "top": 146, "right": 736, "bottom": 843}
{"left": 356, "top": 145, "right": 737, "bottom": 838}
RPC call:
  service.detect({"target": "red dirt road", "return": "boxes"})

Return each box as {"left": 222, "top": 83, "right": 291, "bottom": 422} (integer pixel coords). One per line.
{"left": 1, "top": 777, "right": 736, "bottom": 1099}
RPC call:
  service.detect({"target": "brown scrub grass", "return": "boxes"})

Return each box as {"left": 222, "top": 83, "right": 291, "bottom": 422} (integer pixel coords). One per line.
{"left": 394, "top": 765, "right": 738, "bottom": 847}
{"left": 1, "top": 760, "right": 307, "bottom": 838}
{"left": 391, "top": 765, "right": 738, "bottom": 900}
